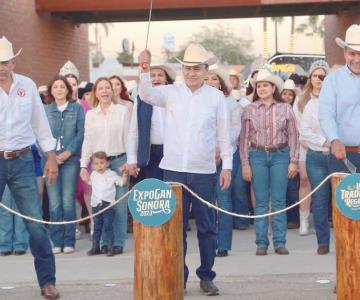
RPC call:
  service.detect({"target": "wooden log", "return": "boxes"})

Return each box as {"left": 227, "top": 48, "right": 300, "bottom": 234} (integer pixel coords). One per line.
{"left": 134, "top": 185, "right": 184, "bottom": 300}
{"left": 331, "top": 175, "right": 360, "bottom": 299}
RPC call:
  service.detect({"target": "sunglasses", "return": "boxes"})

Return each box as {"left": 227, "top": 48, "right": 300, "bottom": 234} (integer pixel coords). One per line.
{"left": 312, "top": 74, "right": 326, "bottom": 81}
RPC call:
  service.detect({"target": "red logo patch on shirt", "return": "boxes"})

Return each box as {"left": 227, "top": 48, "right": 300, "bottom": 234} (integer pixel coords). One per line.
{"left": 17, "top": 88, "right": 26, "bottom": 97}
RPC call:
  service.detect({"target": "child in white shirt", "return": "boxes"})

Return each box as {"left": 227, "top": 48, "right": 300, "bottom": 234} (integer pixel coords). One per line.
{"left": 86, "top": 151, "right": 128, "bottom": 257}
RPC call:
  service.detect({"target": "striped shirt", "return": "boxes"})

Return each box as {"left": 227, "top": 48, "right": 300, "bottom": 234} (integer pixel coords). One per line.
{"left": 239, "top": 100, "right": 299, "bottom": 166}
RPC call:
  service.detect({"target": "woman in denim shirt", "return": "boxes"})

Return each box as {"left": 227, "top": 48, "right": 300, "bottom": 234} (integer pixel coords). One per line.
{"left": 44, "top": 75, "right": 85, "bottom": 254}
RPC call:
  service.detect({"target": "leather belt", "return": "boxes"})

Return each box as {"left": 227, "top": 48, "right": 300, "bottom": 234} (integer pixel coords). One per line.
{"left": 345, "top": 146, "right": 360, "bottom": 153}
{"left": 107, "top": 153, "right": 126, "bottom": 161}
{"left": 250, "top": 143, "right": 288, "bottom": 152}
{"left": 0, "top": 147, "right": 30, "bottom": 160}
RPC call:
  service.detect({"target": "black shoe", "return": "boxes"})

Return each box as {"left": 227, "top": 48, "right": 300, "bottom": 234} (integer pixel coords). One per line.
{"left": 107, "top": 241, "right": 114, "bottom": 257}
{"left": 100, "top": 246, "right": 108, "bottom": 254}
{"left": 112, "top": 246, "right": 123, "bottom": 255}
{"left": 200, "top": 279, "right": 219, "bottom": 296}
{"left": 0, "top": 251, "right": 12, "bottom": 256}
{"left": 13, "top": 250, "right": 26, "bottom": 256}
{"left": 87, "top": 241, "right": 101, "bottom": 256}
{"left": 216, "top": 250, "right": 228, "bottom": 257}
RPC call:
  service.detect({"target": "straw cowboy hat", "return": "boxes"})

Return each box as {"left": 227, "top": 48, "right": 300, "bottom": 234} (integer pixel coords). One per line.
{"left": 335, "top": 24, "right": 360, "bottom": 52}
{"left": 207, "top": 64, "right": 231, "bottom": 90}
{"left": 176, "top": 44, "right": 217, "bottom": 66}
{"left": 0, "top": 36, "right": 22, "bottom": 62}
{"left": 282, "top": 79, "right": 299, "bottom": 95}
{"left": 150, "top": 63, "right": 177, "bottom": 82}
{"left": 255, "top": 69, "right": 284, "bottom": 92}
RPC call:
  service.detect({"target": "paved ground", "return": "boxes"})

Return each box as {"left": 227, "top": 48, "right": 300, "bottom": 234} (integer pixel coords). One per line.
{"left": 0, "top": 222, "right": 336, "bottom": 299}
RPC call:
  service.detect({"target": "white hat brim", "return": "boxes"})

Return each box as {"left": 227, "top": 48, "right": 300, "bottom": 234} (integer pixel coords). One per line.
{"left": 335, "top": 37, "right": 360, "bottom": 52}
{"left": 0, "top": 48, "right": 22, "bottom": 62}
{"left": 175, "top": 56, "right": 217, "bottom": 67}
{"left": 256, "top": 76, "right": 284, "bottom": 93}
{"left": 150, "top": 64, "right": 177, "bottom": 81}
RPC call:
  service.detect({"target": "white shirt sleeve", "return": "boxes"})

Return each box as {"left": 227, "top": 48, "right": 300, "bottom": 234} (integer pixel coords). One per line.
{"left": 138, "top": 72, "right": 168, "bottom": 107}
{"left": 127, "top": 99, "right": 139, "bottom": 165}
{"left": 80, "top": 112, "right": 93, "bottom": 168}
{"left": 230, "top": 100, "right": 242, "bottom": 148}
{"left": 300, "top": 101, "right": 326, "bottom": 148}
{"left": 30, "top": 80, "right": 56, "bottom": 152}
{"left": 218, "top": 95, "right": 233, "bottom": 170}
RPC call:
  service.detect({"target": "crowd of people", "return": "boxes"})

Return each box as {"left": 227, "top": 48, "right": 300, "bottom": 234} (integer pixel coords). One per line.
{"left": 0, "top": 23, "right": 359, "bottom": 298}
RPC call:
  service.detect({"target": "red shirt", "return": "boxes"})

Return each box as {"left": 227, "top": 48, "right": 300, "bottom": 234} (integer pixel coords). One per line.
{"left": 239, "top": 100, "right": 299, "bottom": 165}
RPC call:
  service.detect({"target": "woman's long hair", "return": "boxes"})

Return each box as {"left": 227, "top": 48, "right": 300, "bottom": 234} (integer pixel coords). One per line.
{"left": 109, "top": 75, "right": 131, "bottom": 102}
{"left": 91, "top": 77, "right": 115, "bottom": 107}
{"left": 46, "top": 75, "right": 74, "bottom": 104}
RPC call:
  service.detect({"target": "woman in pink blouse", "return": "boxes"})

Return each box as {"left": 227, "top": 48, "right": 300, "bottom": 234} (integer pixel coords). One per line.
{"left": 239, "top": 69, "right": 299, "bottom": 256}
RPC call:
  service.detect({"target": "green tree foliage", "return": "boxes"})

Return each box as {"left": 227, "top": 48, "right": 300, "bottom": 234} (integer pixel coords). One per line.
{"left": 117, "top": 51, "right": 134, "bottom": 64}
{"left": 296, "top": 16, "right": 324, "bottom": 38}
{"left": 168, "top": 23, "right": 254, "bottom": 65}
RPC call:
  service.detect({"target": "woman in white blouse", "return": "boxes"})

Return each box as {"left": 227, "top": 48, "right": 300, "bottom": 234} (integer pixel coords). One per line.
{"left": 300, "top": 61, "right": 331, "bottom": 255}
{"left": 295, "top": 60, "right": 330, "bottom": 236}
{"left": 80, "top": 77, "right": 130, "bottom": 255}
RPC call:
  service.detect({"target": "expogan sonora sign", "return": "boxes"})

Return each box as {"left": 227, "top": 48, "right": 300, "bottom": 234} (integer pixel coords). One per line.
{"left": 336, "top": 174, "right": 360, "bottom": 221}
{"left": 128, "top": 179, "right": 176, "bottom": 226}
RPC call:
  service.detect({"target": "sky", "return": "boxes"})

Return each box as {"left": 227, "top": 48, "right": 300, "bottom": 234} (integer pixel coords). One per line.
{"left": 89, "top": 16, "right": 325, "bottom": 64}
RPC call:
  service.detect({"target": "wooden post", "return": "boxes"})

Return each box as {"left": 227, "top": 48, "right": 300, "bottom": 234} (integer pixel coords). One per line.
{"left": 134, "top": 185, "right": 184, "bottom": 300}
{"left": 331, "top": 175, "right": 360, "bottom": 299}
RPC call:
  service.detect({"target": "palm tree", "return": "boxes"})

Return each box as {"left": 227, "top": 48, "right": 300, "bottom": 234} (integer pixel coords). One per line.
{"left": 271, "top": 17, "right": 284, "bottom": 54}
{"left": 289, "top": 16, "right": 296, "bottom": 53}
{"left": 296, "top": 16, "right": 325, "bottom": 53}
{"left": 90, "top": 23, "right": 114, "bottom": 67}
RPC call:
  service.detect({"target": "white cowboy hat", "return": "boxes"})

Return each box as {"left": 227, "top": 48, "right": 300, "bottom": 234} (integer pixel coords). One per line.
{"left": 150, "top": 63, "right": 177, "bottom": 82}
{"left": 59, "top": 60, "right": 80, "bottom": 80}
{"left": 335, "top": 24, "right": 360, "bottom": 52}
{"left": 0, "top": 36, "right": 22, "bottom": 62}
{"left": 38, "top": 85, "right": 48, "bottom": 93}
{"left": 282, "top": 79, "right": 300, "bottom": 95}
{"left": 255, "top": 69, "right": 284, "bottom": 92}
{"left": 229, "top": 69, "right": 239, "bottom": 77}
{"left": 176, "top": 44, "right": 217, "bottom": 66}
{"left": 208, "top": 64, "right": 230, "bottom": 88}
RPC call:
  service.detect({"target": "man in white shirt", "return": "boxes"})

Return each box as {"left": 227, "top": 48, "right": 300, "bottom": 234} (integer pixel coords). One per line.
{"left": 0, "top": 37, "right": 59, "bottom": 300}
{"left": 138, "top": 44, "right": 232, "bottom": 296}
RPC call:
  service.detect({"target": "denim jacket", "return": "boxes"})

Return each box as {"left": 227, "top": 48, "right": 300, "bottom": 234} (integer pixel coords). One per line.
{"left": 44, "top": 101, "right": 85, "bottom": 157}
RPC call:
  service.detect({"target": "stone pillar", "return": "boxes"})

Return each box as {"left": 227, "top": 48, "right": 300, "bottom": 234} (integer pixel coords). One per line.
{"left": 324, "top": 10, "right": 360, "bottom": 67}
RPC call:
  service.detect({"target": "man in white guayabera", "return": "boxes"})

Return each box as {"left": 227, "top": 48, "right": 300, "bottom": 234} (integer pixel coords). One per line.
{"left": 137, "top": 44, "right": 232, "bottom": 296}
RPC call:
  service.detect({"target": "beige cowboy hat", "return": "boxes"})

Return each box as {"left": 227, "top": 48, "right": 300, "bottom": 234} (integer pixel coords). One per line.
{"left": 150, "top": 63, "right": 177, "bottom": 82}
{"left": 176, "top": 43, "right": 217, "bottom": 66}
{"left": 255, "top": 69, "right": 284, "bottom": 92}
{"left": 208, "top": 64, "right": 230, "bottom": 88}
{"left": 335, "top": 24, "right": 360, "bottom": 52}
{"left": 282, "top": 79, "right": 299, "bottom": 95}
{"left": 0, "top": 36, "right": 22, "bottom": 62}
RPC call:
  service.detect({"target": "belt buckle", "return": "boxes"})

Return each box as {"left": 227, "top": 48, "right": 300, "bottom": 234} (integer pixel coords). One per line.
{"left": 3, "top": 151, "right": 13, "bottom": 160}
{"left": 264, "top": 145, "right": 270, "bottom": 152}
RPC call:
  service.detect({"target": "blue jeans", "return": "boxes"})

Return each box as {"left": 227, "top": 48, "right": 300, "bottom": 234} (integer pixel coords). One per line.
{"left": 101, "top": 155, "right": 128, "bottom": 248}
{"left": 163, "top": 170, "right": 217, "bottom": 283}
{"left": 286, "top": 175, "right": 300, "bottom": 225}
{"left": 92, "top": 201, "right": 114, "bottom": 243}
{"left": 0, "top": 150, "right": 55, "bottom": 287}
{"left": 306, "top": 150, "right": 331, "bottom": 246}
{"left": 215, "top": 150, "right": 241, "bottom": 251}
{"left": 46, "top": 157, "right": 79, "bottom": 248}
{"left": 0, "top": 185, "right": 29, "bottom": 252}
{"left": 232, "top": 152, "right": 251, "bottom": 229}
{"left": 329, "top": 151, "right": 360, "bottom": 173}
{"left": 141, "top": 145, "right": 164, "bottom": 180}
{"left": 250, "top": 147, "right": 289, "bottom": 249}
